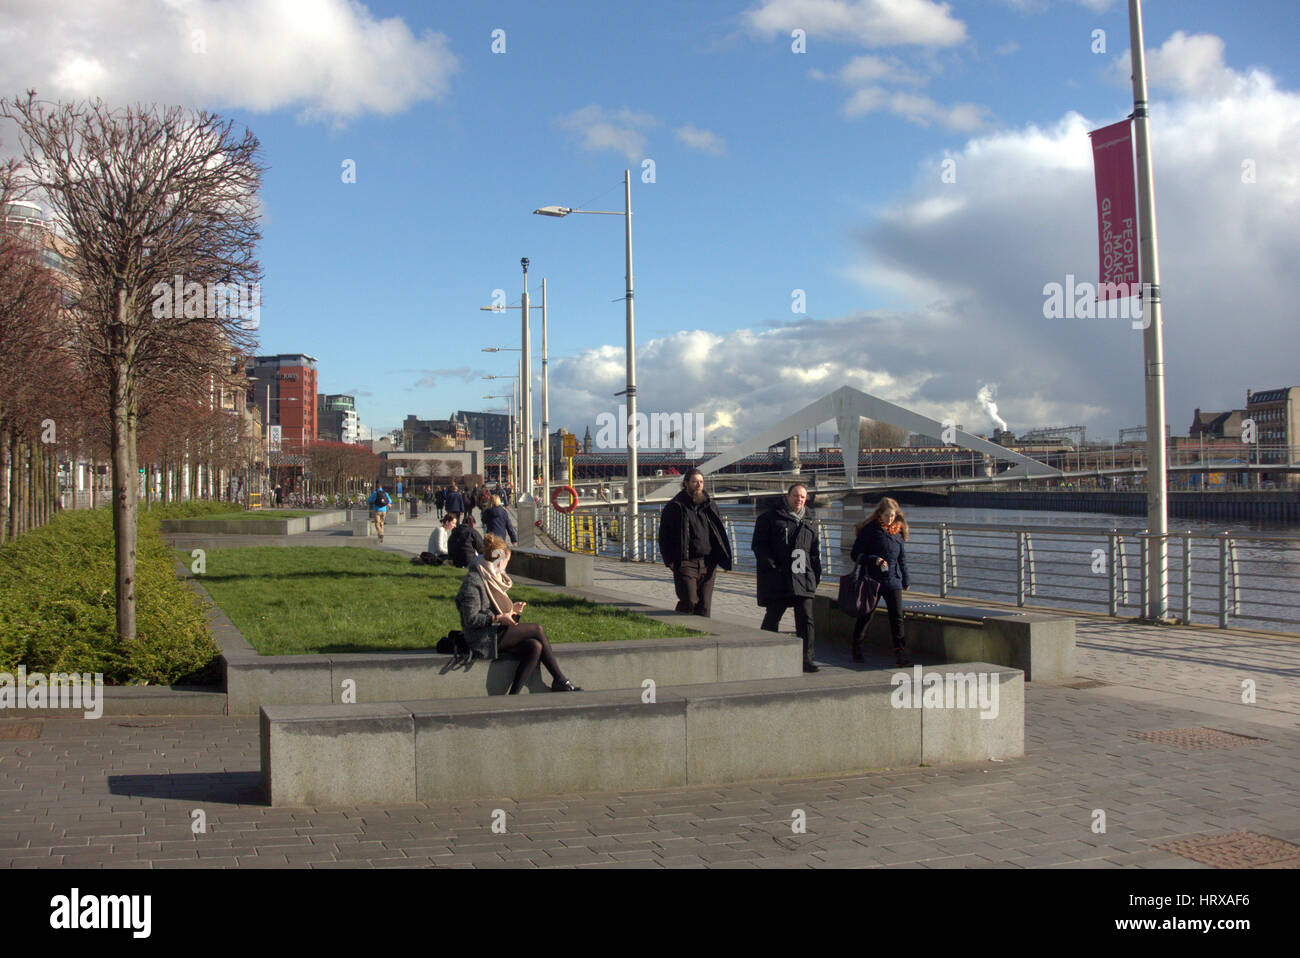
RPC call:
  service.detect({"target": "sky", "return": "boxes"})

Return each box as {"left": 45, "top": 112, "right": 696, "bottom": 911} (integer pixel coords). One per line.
{"left": 1, "top": 0, "right": 1297, "bottom": 450}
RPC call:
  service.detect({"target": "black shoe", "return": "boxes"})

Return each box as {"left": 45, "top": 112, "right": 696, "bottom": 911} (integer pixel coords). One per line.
{"left": 895, "top": 651, "right": 912, "bottom": 667}
{"left": 802, "top": 662, "right": 820, "bottom": 673}
{"left": 851, "top": 643, "right": 865, "bottom": 663}
{"left": 552, "top": 679, "right": 582, "bottom": 692}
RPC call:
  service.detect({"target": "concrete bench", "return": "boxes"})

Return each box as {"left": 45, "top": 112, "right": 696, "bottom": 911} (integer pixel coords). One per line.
{"left": 223, "top": 626, "right": 801, "bottom": 714}
{"left": 260, "top": 663, "right": 1024, "bottom": 805}
{"left": 160, "top": 516, "right": 309, "bottom": 535}
{"left": 812, "top": 594, "right": 1075, "bottom": 681}
{"left": 305, "top": 510, "right": 347, "bottom": 531}
{"left": 505, "top": 547, "right": 592, "bottom": 588}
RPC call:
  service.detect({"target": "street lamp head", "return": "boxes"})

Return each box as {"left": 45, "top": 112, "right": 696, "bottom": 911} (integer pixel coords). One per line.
{"left": 521, "top": 257, "right": 529, "bottom": 272}
{"left": 533, "top": 206, "right": 571, "bottom": 217}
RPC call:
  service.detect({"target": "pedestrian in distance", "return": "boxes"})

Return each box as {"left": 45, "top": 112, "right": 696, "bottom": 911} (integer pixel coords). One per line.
{"left": 850, "top": 497, "right": 911, "bottom": 666}
{"left": 657, "top": 468, "right": 732, "bottom": 617}
{"left": 481, "top": 494, "right": 518, "bottom": 545}
{"left": 455, "top": 533, "right": 582, "bottom": 694}
{"left": 444, "top": 482, "right": 464, "bottom": 525}
{"left": 751, "top": 483, "right": 822, "bottom": 672}
{"left": 367, "top": 485, "right": 392, "bottom": 543}
{"left": 434, "top": 486, "right": 445, "bottom": 519}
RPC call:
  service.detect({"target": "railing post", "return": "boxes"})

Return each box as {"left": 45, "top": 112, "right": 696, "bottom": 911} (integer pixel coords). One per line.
{"left": 1108, "top": 531, "right": 1119, "bottom": 616}
{"left": 1218, "top": 533, "right": 1230, "bottom": 628}
{"left": 1025, "top": 531, "right": 1035, "bottom": 598}
{"left": 938, "top": 522, "right": 949, "bottom": 598}
{"left": 1139, "top": 533, "right": 1150, "bottom": 618}
{"left": 1230, "top": 537, "right": 1241, "bottom": 617}
{"left": 1181, "top": 532, "right": 1193, "bottom": 625}
{"left": 1016, "top": 531, "right": 1026, "bottom": 607}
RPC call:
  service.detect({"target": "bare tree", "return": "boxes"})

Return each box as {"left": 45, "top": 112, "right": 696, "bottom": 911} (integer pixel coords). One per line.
{"left": 860, "top": 418, "right": 907, "bottom": 449}
{"left": 3, "top": 93, "right": 264, "bottom": 641}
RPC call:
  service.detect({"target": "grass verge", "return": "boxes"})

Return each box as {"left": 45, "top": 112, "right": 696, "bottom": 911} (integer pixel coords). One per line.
{"left": 0, "top": 502, "right": 232, "bottom": 685}
{"left": 189, "top": 546, "right": 701, "bottom": 655}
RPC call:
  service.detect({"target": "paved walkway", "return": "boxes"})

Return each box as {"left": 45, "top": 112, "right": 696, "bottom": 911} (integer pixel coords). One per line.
{"left": 3, "top": 507, "right": 1297, "bottom": 868}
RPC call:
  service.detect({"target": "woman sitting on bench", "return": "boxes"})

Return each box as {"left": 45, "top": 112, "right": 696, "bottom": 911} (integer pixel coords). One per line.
{"left": 455, "top": 534, "right": 582, "bottom": 694}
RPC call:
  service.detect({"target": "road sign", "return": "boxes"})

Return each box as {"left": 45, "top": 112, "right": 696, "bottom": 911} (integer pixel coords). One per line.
{"left": 394, "top": 466, "right": 405, "bottom": 477}
{"left": 563, "top": 434, "right": 578, "bottom": 458}
{"left": 269, "top": 425, "right": 282, "bottom": 452}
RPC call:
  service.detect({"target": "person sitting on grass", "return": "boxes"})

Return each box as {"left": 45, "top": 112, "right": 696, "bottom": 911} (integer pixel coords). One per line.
{"left": 455, "top": 533, "right": 581, "bottom": 694}
{"left": 448, "top": 514, "right": 484, "bottom": 568}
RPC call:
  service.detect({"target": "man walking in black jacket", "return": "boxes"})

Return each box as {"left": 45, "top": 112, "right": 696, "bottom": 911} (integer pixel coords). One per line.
{"left": 751, "top": 483, "right": 822, "bottom": 672}
{"left": 658, "top": 468, "right": 733, "bottom": 617}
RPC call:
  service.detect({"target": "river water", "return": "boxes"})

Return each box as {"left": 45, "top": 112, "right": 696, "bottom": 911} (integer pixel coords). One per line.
{"left": 587, "top": 501, "right": 1300, "bottom": 632}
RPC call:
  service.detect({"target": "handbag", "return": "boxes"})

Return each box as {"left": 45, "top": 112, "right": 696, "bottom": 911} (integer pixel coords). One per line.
{"left": 836, "top": 562, "right": 882, "bottom": 619}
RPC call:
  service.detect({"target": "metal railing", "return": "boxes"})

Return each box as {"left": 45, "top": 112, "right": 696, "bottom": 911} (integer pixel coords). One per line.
{"left": 539, "top": 506, "right": 1298, "bottom": 633}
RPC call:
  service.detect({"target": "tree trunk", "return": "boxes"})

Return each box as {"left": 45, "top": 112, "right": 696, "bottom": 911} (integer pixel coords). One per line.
{"left": 0, "top": 424, "right": 9, "bottom": 545}
{"left": 110, "top": 352, "right": 138, "bottom": 643}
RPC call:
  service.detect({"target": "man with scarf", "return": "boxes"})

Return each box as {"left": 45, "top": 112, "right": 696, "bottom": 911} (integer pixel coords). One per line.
{"left": 657, "top": 468, "right": 733, "bottom": 617}
{"left": 752, "top": 483, "right": 822, "bottom": 672}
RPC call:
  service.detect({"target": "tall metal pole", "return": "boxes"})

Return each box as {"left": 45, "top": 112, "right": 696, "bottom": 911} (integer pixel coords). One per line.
{"left": 1129, "top": 0, "right": 1169, "bottom": 620}
{"left": 542, "top": 278, "right": 550, "bottom": 510}
{"left": 622, "top": 169, "right": 639, "bottom": 560}
{"left": 520, "top": 258, "right": 533, "bottom": 504}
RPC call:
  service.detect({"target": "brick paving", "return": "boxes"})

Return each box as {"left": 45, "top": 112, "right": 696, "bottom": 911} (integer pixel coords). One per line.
{"left": 1, "top": 508, "right": 1294, "bottom": 868}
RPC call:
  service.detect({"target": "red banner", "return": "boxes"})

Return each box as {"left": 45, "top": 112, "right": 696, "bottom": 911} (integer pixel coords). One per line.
{"left": 1089, "top": 120, "right": 1139, "bottom": 299}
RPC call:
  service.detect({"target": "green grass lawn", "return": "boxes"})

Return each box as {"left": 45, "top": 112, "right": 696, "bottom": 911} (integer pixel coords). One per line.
{"left": 189, "top": 547, "right": 702, "bottom": 655}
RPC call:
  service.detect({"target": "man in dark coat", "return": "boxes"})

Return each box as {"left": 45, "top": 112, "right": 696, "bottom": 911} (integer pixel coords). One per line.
{"left": 751, "top": 483, "right": 822, "bottom": 672}
{"left": 444, "top": 482, "right": 465, "bottom": 524}
{"left": 658, "top": 468, "right": 732, "bottom": 616}
{"left": 448, "top": 515, "right": 484, "bottom": 568}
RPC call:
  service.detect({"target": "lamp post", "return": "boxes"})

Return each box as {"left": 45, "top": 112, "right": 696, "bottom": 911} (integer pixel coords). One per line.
{"left": 535, "top": 170, "right": 640, "bottom": 560}
{"left": 1129, "top": 0, "right": 1170, "bottom": 621}
{"left": 483, "top": 391, "right": 515, "bottom": 487}
{"left": 481, "top": 277, "right": 550, "bottom": 509}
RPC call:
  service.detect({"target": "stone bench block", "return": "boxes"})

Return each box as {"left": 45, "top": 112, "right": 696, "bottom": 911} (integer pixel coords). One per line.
{"left": 261, "top": 703, "right": 416, "bottom": 806}
{"left": 684, "top": 673, "right": 920, "bottom": 784}
{"left": 812, "top": 595, "right": 1074, "bottom": 681}
{"left": 506, "top": 548, "right": 592, "bottom": 588}
{"left": 411, "top": 692, "right": 688, "bottom": 801}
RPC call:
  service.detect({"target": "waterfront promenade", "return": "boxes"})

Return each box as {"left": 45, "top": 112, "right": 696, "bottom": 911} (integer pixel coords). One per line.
{"left": 1, "top": 508, "right": 1297, "bottom": 869}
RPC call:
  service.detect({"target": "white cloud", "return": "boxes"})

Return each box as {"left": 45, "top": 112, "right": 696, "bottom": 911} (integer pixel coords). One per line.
{"left": 743, "top": 0, "right": 967, "bottom": 48}
{"left": 0, "top": 0, "right": 458, "bottom": 123}
{"left": 554, "top": 105, "right": 661, "bottom": 162}
{"left": 546, "top": 32, "right": 1299, "bottom": 444}
{"left": 838, "top": 53, "right": 928, "bottom": 86}
{"left": 1112, "top": 31, "right": 1264, "bottom": 99}
{"left": 845, "top": 86, "right": 991, "bottom": 130}
{"left": 846, "top": 34, "right": 1300, "bottom": 437}
{"left": 675, "top": 124, "right": 726, "bottom": 156}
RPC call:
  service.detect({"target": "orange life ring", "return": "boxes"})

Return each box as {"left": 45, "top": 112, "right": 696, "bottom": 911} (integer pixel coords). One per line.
{"left": 551, "top": 485, "right": 579, "bottom": 513}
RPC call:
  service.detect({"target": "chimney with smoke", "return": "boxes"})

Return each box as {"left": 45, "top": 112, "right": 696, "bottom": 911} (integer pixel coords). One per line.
{"left": 977, "top": 384, "right": 1008, "bottom": 433}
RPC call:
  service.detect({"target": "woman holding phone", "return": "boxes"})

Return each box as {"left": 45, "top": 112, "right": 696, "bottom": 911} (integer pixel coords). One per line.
{"left": 455, "top": 533, "right": 582, "bottom": 694}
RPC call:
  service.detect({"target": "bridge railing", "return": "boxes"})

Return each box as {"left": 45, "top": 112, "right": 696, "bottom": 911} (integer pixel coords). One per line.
{"left": 540, "top": 506, "right": 1298, "bottom": 633}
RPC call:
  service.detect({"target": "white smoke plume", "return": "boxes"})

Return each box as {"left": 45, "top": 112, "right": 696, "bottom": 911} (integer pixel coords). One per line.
{"left": 978, "top": 384, "right": 1008, "bottom": 433}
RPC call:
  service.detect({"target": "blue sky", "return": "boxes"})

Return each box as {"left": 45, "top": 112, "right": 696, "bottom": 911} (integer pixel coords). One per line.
{"left": 3, "top": 0, "right": 1298, "bottom": 447}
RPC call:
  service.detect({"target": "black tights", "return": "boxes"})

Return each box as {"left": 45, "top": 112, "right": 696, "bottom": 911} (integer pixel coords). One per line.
{"left": 497, "top": 622, "right": 567, "bottom": 694}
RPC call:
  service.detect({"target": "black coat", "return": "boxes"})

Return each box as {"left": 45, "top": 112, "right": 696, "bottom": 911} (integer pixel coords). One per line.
{"left": 851, "top": 521, "right": 910, "bottom": 591}
{"left": 448, "top": 523, "right": 484, "bottom": 567}
{"left": 481, "top": 505, "right": 517, "bottom": 544}
{"left": 445, "top": 489, "right": 465, "bottom": 514}
{"left": 751, "top": 506, "right": 821, "bottom": 605}
{"left": 657, "top": 491, "right": 733, "bottom": 570}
